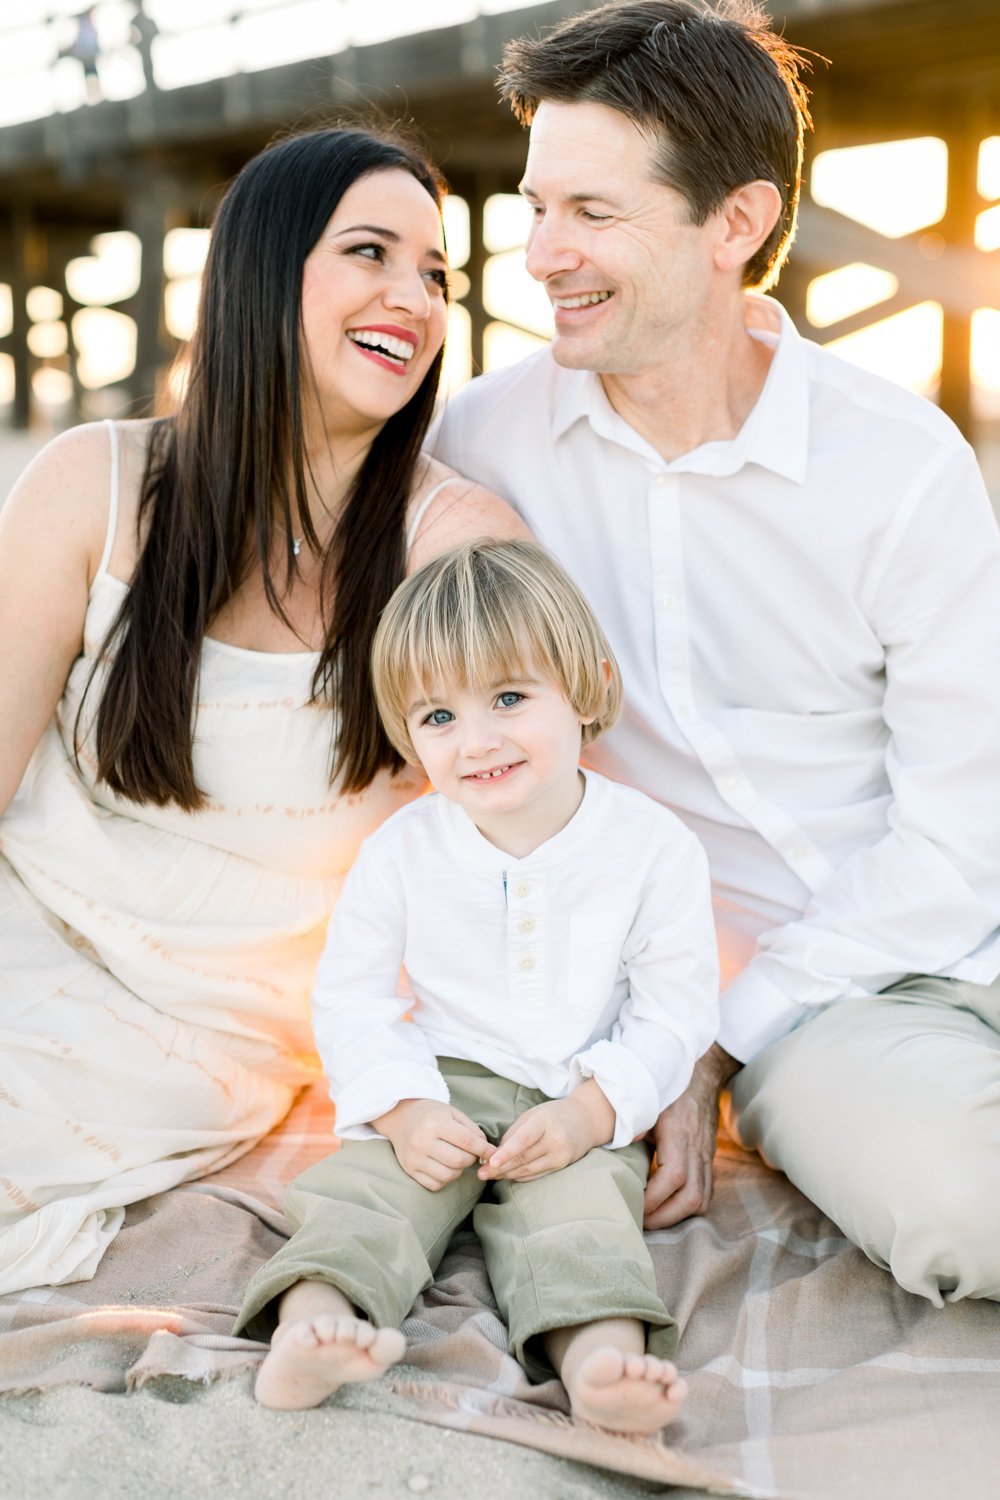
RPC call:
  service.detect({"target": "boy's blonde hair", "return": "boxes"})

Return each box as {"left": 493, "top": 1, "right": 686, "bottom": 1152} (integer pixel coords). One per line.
{"left": 372, "top": 539, "right": 623, "bottom": 764}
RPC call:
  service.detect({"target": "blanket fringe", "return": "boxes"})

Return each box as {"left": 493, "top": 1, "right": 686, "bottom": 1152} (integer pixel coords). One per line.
{"left": 382, "top": 1375, "right": 767, "bottom": 1497}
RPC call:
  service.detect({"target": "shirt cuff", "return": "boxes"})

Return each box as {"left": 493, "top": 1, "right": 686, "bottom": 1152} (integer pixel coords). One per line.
{"left": 334, "top": 1063, "right": 450, "bottom": 1140}
{"left": 570, "top": 1040, "right": 666, "bottom": 1149}
{"left": 717, "top": 967, "right": 810, "bottom": 1063}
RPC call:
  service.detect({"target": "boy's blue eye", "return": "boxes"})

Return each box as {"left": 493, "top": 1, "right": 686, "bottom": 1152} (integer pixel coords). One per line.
{"left": 497, "top": 692, "right": 523, "bottom": 708}
{"left": 424, "top": 708, "right": 454, "bottom": 726}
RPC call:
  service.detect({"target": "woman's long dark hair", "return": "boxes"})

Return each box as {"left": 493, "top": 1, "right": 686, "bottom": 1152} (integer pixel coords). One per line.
{"left": 82, "top": 126, "right": 447, "bottom": 809}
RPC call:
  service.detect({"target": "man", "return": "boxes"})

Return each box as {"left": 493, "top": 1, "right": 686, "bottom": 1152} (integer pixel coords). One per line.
{"left": 61, "top": 8, "right": 101, "bottom": 103}
{"left": 432, "top": 0, "right": 1000, "bottom": 1304}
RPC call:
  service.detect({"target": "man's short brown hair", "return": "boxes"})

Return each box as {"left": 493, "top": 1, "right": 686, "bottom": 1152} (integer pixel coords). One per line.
{"left": 499, "top": 0, "right": 813, "bottom": 290}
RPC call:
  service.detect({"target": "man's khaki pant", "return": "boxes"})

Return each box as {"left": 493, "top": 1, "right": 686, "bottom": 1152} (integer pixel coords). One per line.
{"left": 235, "top": 1057, "right": 677, "bottom": 1379}
{"left": 727, "top": 974, "right": 1000, "bottom": 1304}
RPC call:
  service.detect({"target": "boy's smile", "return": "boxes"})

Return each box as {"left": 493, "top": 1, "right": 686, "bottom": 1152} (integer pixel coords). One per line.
{"left": 463, "top": 760, "right": 523, "bottom": 782}
{"left": 406, "top": 671, "right": 595, "bottom": 857}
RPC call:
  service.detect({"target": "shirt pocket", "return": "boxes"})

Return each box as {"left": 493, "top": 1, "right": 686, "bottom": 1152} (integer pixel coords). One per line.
{"left": 566, "top": 911, "right": 632, "bottom": 1013}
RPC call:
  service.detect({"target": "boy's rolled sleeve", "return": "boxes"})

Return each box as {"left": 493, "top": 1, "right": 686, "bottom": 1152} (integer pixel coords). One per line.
{"left": 571, "top": 1036, "right": 679, "bottom": 1147}
{"left": 312, "top": 839, "right": 446, "bottom": 1137}
{"left": 334, "top": 1061, "right": 451, "bottom": 1140}
{"left": 574, "top": 824, "right": 719, "bottom": 1147}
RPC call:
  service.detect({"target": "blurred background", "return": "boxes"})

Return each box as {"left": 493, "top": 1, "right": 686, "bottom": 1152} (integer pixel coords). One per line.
{"left": 0, "top": 0, "right": 997, "bottom": 504}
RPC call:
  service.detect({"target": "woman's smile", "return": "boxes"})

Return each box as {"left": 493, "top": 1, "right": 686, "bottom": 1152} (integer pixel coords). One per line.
{"left": 345, "top": 322, "right": 418, "bottom": 375}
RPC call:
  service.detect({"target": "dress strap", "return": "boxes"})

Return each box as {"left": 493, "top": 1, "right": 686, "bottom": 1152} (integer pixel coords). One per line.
{"left": 96, "top": 419, "right": 121, "bottom": 578}
{"left": 405, "top": 475, "right": 461, "bottom": 554}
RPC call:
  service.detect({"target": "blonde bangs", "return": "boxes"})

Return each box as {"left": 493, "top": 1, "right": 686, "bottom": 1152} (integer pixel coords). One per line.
{"left": 372, "top": 540, "right": 623, "bottom": 762}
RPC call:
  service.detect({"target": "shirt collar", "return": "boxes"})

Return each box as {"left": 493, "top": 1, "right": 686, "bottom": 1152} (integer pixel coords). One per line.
{"left": 550, "top": 294, "right": 809, "bottom": 486}
{"left": 436, "top": 768, "right": 607, "bottom": 876}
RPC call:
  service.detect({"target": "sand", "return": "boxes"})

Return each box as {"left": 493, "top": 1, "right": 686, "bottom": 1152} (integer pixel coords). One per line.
{"left": 0, "top": 1378, "right": 693, "bottom": 1500}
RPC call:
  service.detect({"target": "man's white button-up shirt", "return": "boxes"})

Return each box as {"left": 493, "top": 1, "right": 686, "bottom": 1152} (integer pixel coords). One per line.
{"left": 311, "top": 771, "right": 719, "bottom": 1148}
{"left": 432, "top": 295, "right": 1000, "bottom": 1063}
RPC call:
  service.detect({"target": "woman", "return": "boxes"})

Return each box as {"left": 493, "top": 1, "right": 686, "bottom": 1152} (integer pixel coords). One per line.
{"left": 0, "top": 126, "right": 524, "bottom": 1295}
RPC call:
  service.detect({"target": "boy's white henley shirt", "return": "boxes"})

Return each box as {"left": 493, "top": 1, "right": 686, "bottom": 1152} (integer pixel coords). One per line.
{"left": 312, "top": 770, "right": 719, "bottom": 1149}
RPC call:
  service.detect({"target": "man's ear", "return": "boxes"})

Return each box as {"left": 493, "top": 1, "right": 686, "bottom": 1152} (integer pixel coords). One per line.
{"left": 713, "top": 180, "right": 782, "bottom": 275}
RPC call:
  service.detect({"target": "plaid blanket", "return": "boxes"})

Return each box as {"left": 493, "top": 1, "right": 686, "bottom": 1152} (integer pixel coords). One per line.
{"left": 3, "top": 1081, "right": 999, "bottom": 1498}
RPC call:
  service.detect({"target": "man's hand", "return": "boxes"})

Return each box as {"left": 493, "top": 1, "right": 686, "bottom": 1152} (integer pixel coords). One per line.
{"left": 643, "top": 1044, "right": 740, "bottom": 1229}
{"left": 372, "top": 1098, "right": 492, "bottom": 1192}
{"left": 477, "top": 1079, "right": 615, "bottom": 1183}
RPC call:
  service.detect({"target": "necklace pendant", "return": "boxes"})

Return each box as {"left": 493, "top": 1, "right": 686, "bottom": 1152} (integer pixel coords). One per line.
{"left": 292, "top": 537, "right": 302, "bottom": 557}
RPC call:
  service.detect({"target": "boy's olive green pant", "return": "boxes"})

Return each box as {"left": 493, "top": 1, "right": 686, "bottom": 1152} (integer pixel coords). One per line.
{"left": 235, "top": 1058, "right": 677, "bottom": 1380}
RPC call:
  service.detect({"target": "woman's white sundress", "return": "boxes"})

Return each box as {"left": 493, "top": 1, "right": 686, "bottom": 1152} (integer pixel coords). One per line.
{"left": 0, "top": 423, "right": 447, "bottom": 1295}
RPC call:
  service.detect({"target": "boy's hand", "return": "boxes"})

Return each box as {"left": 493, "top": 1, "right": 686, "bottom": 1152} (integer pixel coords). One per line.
{"left": 477, "top": 1080, "right": 616, "bottom": 1183}
{"left": 372, "top": 1098, "right": 493, "bottom": 1192}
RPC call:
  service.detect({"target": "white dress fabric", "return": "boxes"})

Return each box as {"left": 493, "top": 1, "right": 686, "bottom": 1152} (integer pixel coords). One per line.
{"left": 0, "top": 424, "right": 437, "bottom": 1295}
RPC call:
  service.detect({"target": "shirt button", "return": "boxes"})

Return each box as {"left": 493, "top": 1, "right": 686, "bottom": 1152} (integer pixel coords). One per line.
{"left": 513, "top": 882, "right": 529, "bottom": 898}
{"left": 789, "top": 845, "right": 809, "bottom": 862}
{"left": 660, "top": 594, "right": 678, "bottom": 609}
{"left": 675, "top": 704, "right": 692, "bottom": 720}
{"left": 519, "top": 954, "right": 535, "bottom": 971}
{"left": 654, "top": 474, "right": 669, "bottom": 486}
{"left": 721, "top": 775, "right": 743, "bottom": 791}
{"left": 518, "top": 917, "right": 535, "bottom": 933}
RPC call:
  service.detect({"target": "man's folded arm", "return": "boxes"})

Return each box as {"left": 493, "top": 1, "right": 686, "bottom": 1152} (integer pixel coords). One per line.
{"left": 720, "top": 446, "right": 1000, "bottom": 1062}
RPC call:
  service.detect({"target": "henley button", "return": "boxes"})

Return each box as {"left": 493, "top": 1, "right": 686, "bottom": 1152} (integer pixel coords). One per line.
{"left": 519, "top": 954, "right": 536, "bottom": 971}
{"left": 518, "top": 917, "right": 535, "bottom": 933}
{"left": 513, "top": 882, "right": 529, "bottom": 898}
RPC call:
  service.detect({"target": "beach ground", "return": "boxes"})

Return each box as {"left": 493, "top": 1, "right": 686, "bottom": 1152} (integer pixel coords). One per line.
{"left": 0, "top": 1378, "right": 702, "bottom": 1500}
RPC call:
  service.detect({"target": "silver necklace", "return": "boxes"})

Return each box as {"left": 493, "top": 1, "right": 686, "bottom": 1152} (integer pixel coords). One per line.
{"left": 274, "top": 523, "right": 304, "bottom": 556}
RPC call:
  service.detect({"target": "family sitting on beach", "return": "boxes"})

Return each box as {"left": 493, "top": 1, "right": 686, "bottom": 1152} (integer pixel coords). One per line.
{"left": 3, "top": 0, "right": 999, "bottom": 1442}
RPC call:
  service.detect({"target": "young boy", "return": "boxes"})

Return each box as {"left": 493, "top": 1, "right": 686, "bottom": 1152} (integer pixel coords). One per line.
{"left": 235, "top": 540, "right": 719, "bottom": 1433}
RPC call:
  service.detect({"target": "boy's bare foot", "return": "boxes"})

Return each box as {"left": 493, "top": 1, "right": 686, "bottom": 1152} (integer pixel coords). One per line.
{"left": 565, "top": 1347, "right": 687, "bottom": 1434}
{"left": 254, "top": 1315, "right": 406, "bottom": 1410}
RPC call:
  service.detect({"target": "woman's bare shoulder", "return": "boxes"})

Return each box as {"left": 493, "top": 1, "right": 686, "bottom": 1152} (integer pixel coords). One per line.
{"left": 407, "top": 457, "right": 531, "bottom": 572}
{"left": 2, "top": 418, "right": 162, "bottom": 583}
{"left": 10, "top": 419, "right": 112, "bottom": 489}
{"left": 1, "top": 422, "right": 118, "bottom": 579}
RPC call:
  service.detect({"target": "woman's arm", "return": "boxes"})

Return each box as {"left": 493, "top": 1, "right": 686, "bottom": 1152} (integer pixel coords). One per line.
{"left": 0, "top": 425, "right": 111, "bottom": 817}
{"left": 406, "top": 464, "right": 531, "bottom": 575}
